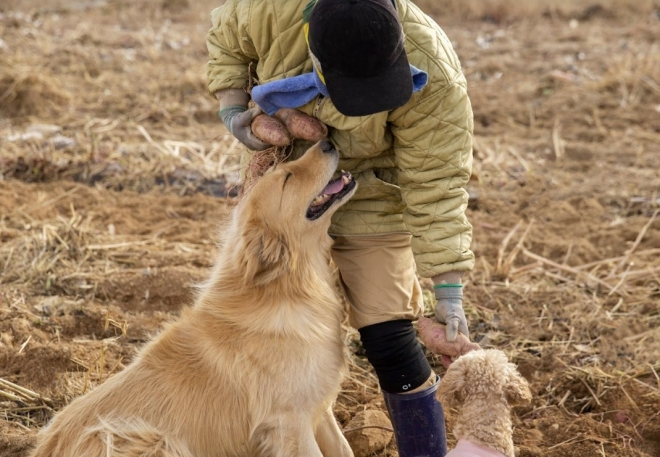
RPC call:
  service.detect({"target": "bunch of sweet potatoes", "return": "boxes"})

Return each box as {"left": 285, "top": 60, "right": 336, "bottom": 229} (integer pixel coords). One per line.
{"left": 251, "top": 108, "right": 328, "bottom": 147}
{"left": 418, "top": 316, "right": 481, "bottom": 368}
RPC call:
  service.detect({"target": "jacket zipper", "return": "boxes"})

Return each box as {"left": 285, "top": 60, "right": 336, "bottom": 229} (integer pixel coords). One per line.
{"left": 313, "top": 95, "right": 327, "bottom": 118}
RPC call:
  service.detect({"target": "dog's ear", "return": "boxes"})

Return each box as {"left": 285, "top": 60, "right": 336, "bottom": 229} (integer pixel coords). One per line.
{"left": 241, "top": 218, "right": 291, "bottom": 286}
{"left": 503, "top": 364, "right": 532, "bottom": 406}
{"left": 436, "top": 363, "right": 468, "bottom": 409}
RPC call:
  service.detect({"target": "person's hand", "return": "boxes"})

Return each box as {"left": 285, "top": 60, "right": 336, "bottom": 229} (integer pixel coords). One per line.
{"left": 219, "top": 105, "right": 272, "bottom": 151}
{"left": 418, "top": 316, "right": 480, "bottom": 368}
{"left": 434, "top": 285, "right": 469, "bottom": 342}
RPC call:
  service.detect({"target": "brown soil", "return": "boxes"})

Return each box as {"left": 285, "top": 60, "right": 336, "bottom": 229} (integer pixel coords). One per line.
{"left": 1, "top": 1, "right": 659, "bottom": 456}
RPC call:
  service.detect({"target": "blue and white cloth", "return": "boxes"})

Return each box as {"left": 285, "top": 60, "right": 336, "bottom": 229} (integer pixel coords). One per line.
{"left": 252, "top": 65, "right": 428, "bottom": 116}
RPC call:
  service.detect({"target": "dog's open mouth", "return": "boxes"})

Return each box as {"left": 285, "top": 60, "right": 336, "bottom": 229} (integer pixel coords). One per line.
{"left": 306, "top": 171, "right": 356, "bottom": 220}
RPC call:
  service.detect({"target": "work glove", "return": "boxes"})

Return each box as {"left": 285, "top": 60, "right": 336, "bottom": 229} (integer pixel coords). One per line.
{"left": 219, "top": 105, "right": 271, "bottom": 151}
{"left": 434, "top": 284, "right": 469, "bottom": 343}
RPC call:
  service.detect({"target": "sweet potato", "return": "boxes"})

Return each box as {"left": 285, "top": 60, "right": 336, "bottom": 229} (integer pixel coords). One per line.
{"left": 251, "top": 114, "right": 292, "bottom": 147}
{"left": 274, "top": 108, "right": 328, "bottom": 142}
{"left": 418, "top": 316, "right": 481, "bottom": 368}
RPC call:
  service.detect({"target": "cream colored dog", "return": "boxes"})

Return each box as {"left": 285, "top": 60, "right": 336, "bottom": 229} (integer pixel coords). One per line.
{"left": 437, "top": 349, "right": 532, "bottom": 457}
{"left": 30, "top": 140, "right": 357, "bottom": 457}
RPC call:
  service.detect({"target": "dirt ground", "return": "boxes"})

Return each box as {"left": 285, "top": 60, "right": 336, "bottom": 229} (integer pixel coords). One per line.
{"left": 1, "top": 0, "right": 659, "bottom": 456}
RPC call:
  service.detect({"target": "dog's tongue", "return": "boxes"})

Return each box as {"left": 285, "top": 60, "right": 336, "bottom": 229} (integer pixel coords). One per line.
{"left": 321, "top": 179, "right": 344, "bottom": 195}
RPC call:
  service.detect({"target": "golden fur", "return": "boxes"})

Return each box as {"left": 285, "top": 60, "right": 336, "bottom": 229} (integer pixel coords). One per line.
{"left": 438, "top": 349, "right": 532, "bottom": 457}
{"left": 30, "top": 141, "right": 356, "bottom": 457}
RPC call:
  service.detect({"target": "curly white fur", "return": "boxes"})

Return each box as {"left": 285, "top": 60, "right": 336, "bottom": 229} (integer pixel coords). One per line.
{"left": 438, "top": 349, "right": 532, "bottom": 457}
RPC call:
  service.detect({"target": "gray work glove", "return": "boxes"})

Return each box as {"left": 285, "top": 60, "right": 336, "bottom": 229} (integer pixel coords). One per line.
{"left": 218, "top": 105, "right": 271, "bottom": 151}
{"left": 434, "top": 285, "right": 469, "bottom": 343}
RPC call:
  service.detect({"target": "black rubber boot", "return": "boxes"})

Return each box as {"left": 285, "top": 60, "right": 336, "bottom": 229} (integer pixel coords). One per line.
{"left": 382, "top": 376, "right": 448, "bottom": 457}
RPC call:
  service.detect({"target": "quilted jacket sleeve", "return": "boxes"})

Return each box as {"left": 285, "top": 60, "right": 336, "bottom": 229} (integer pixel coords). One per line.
{"left": 389, "top": 72, "right": 475, "bottom": 278}
{"left": 206, "top": 0, "right": 258, "bottom": 96}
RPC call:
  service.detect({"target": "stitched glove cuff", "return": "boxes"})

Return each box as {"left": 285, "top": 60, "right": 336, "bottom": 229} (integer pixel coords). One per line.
{"left": 218, "top": 105, "right": 247, "bottom": 135}
{"left": 434, "top": 284, "right": 463, "bottom": 301}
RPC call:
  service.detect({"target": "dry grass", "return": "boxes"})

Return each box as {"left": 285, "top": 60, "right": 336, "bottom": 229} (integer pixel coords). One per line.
{"left": 0, "top": 60, "right": 71, "bottom": 119}
{"left": 416, "top": 0, "right": 658, "bottom": 22}
{"left": 0, "top": 0, "right": 243, "bottom": 198}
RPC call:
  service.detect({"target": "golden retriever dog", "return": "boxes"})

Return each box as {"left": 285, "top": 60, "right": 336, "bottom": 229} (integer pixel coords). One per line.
{"left": 30, "top": 140, "right": 357, "bottom": 457}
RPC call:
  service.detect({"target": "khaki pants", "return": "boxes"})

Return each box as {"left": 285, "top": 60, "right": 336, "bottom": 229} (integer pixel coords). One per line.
{"left": 331, "top": 233, "right": 424, "bottom": 330}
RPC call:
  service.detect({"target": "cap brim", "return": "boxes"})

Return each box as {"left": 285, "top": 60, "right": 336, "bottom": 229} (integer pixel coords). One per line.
{"left": 323, "top": 50, "right": 413, "bottom": 117}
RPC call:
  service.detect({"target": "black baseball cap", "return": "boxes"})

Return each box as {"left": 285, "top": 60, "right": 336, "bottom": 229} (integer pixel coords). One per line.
{"left": 308, "top": 0, "right": 413, "bottom": 117}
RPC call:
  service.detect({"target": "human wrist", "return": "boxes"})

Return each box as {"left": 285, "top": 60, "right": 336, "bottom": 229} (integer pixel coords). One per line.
{"left": 431, "top": 271, "right": 464, "bottom": 287}
{"left": 214, "top": 88, "right": 249, "bottom": 108}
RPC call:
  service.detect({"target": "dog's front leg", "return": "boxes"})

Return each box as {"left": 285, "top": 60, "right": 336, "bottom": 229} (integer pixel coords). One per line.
{"left": 254, "top": 417, "right": 323, "bottom": 457}
{"left": 315, "top": 406, "right": 354, "bottom": 457}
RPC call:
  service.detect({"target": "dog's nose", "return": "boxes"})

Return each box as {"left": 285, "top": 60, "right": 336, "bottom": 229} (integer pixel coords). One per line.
{"left": 319, "top": 140, "right": 335, "bottom": 153}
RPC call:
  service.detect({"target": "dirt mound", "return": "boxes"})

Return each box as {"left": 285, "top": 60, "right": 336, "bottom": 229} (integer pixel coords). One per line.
{"left": 0, "top": 71, "right": 70, "bottom": 119}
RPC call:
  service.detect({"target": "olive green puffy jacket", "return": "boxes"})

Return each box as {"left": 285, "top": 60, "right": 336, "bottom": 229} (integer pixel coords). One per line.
{"left": 206, "top": 0, "right": 474, "bottom": 277}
